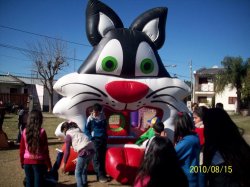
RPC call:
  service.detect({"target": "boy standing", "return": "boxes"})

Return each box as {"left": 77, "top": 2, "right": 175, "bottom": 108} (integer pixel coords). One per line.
{"left": 84, "top": 103, "right": 108, "bottom": 183}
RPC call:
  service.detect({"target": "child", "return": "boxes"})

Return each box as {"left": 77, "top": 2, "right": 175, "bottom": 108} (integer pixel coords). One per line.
{"left": 20, "top": 109, "right": 52, "bottom": 187}
{"left": 84, "top": 103, "right": 108, "bottom": 183}
{"left": 61, "top": 121, "right": 95, "bottom": 187}
{"left": 174, "top": 112, "right": 201, "bottom": 187}
{"left": 135, "top": 116, "right": 160, "bottom": 146}
{"left": 193, "top": 106, "right": 208, "bottom": 147}
{"left": 134, "top": 136, "right": 188, "bottom": 187}
{"left": 17, "top": 108, "right": 28, "bottom": 143}
{"left": 144, "top": 121, "right": 166, "bottom": 151}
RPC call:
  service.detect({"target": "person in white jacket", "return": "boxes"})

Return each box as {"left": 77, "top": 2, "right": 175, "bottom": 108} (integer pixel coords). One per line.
{"left": 61, "top": 121, "right": 95, "bottom": 187}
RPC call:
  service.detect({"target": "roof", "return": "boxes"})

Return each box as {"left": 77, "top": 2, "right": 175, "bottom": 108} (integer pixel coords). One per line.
{"left": 0, "top": 74, "right": 56, "bottom": 86}
{"left": 18, "top": 76, "right": 43, "bottom": 85}
{"left": 0, "top": 74, "right": 25, "bottom": 85}
{"left": 195, "top": 67, "right": 224, "bottom": 75}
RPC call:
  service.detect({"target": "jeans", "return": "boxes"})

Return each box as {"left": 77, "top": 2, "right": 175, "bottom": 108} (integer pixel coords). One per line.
{"left": 93, "top": 137, "right": 107, "bottom": 177}
{"left": 24, "top": 164, "right": 47, "bottom": 187}
{"left": 75, "top": 153, "right": 93, "bottom": 187}
{"left": 46, "top": 151, "right": 64, "bottom": 182}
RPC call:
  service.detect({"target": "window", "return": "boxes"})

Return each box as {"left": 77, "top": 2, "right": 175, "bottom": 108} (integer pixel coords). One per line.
{"left": 228, "top": 97, "right": 237, "bottom": 104}
{"left": 198, "top": 96, "right": 207, "bottom": 103}
{"left": 199, "top": 77, "right": 208, "bottom": 84}
{"left": 10, "top": 88, "right": 18, "bottom": 94}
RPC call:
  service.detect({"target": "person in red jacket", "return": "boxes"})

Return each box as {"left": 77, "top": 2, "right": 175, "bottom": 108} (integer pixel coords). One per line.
{"left": 20, "top": 110, "right": 51, "bottom": 187}
{"left": 193, "top": 106, "right": 208, "bottom": 147}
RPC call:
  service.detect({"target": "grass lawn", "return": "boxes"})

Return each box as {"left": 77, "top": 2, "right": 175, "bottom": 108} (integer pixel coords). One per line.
{"left": 0, "top": 113, "right": 249, "bottom": 187}
{"left": 0, "top": 113, "right": 131, "bottom": 187}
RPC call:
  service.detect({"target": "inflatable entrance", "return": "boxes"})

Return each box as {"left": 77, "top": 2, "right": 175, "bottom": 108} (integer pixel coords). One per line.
{"left": 53, "top": 0, "right": 190, "bottom": 184}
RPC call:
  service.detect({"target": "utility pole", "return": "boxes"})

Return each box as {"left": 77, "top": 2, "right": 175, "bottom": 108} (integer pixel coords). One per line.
{"left": 190, "top": 60, "right": 193, "bottom": 102}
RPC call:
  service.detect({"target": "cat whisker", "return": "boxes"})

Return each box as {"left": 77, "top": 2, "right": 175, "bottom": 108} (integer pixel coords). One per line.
{"left": 151, "top": 100, "right": 180, "bottom": 111}
{"left": 68, "top": 98, "right": 103, "bottom": 110}
{"left": 146, "top": 86, "right": 187, "bottom": 99}
{"left": 71, "top": 92, "right": 101, "bottom": 99}
{"left": 152, "top": 94, "right": 177, "bottom": 101}
{"left": 62, "top": 83, "right": 108, "bottom": 97}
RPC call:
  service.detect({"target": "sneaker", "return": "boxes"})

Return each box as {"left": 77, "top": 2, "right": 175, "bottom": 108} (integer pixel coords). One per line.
{"left": 56, "top": 148, "right": 63, "bottom": 153}
{"left": 98, "top": 175, "right": 108, "bottom": 183}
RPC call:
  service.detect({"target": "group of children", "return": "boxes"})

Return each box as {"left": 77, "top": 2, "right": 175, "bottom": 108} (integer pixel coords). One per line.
{"left": 19, "top": 103, "right": 250, "bottom": 187}
{"left": 134, "top": 104, "right": 250, "bottom": 187}
{"left": 19, "top": 103, "right": 108, "bottom": 187}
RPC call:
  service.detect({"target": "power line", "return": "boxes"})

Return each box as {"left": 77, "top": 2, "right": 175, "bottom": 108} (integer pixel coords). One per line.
{"left": 0, "top": 25, "right": 202, "bottom": 70}
{"left": 0, "top": 25, "right": 199, "bottom": 68}
{"left": 0, "top": 42, "right": 84, "bottom": 62}
{"left": 0, "top": 42, "right": 190, "bottom": 79}
{"left": 0, "top": 25, "right": 91, "bottom": 47}
{"left": 0, "top": 54, "right": 31, "bottom": 61}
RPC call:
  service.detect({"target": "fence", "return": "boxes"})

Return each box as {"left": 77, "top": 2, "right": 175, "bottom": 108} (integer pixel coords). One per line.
{"left": 0, "top": 93, "right": 28, "bottom": 112}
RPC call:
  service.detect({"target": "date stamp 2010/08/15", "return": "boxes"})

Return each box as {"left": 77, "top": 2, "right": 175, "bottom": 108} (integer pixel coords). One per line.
{"left": 190, "top": 165, "right": 232, "bottom": 174}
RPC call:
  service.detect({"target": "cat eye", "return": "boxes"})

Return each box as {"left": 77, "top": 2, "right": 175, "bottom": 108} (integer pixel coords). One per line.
{"left": 140, "top": 58, "right": 154, "bottom": 74}
{"left": 96, "top": 39, "right": 123, "bottom": 76}
{"left": 102, "top": 56, "right": 118, "bottom": 72}
{"left": 135, "top": 42, "right": 159, "bottom": 76}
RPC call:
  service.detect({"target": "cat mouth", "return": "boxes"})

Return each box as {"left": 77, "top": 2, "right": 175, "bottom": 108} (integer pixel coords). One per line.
{"left": 86, "top": 105, "right": 163, "bottom": 130}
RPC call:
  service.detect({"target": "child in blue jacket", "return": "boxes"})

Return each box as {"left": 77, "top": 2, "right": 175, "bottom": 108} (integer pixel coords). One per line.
{"left": 84, "top": 103, "right": 108, "bottom": 183}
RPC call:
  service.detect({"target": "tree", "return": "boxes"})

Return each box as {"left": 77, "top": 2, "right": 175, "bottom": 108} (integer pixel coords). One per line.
{"left": 241, "top": 58, "right": 250, "bottom": 109}
{"left": 215, "top": 56, "right": 249, "bottom": 114}
{"left": 184, "top": 80, "right": 192, "bottom": 101}
{"left": 26, "top": 38, "right": 68, "bottom": 113}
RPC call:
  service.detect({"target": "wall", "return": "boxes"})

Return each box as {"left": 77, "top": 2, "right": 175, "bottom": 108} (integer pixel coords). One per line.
{"left": 215, "top": 85, "right": 237, "bottom": 111}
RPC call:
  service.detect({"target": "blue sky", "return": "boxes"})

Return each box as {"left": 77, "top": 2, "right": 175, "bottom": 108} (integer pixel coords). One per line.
{"left": 0, "top": 0, "right": 250, "bottom": 81}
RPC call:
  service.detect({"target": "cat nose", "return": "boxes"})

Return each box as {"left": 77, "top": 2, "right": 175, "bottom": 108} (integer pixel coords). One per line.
{"left": 105, "top": 81, "right": 149, "bottom": 103}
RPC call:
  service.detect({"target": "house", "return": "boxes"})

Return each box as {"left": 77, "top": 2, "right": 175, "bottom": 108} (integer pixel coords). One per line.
{"left": 0, "top": 73, "right": 61, "bottom": 112}
{"left": 193, "top": 67, "right": 237, "bottom": 112}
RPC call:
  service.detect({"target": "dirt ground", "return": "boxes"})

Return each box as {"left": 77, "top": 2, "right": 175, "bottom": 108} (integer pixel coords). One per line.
{"left": 0, "top": 138, "right": 131, "bottom": 187}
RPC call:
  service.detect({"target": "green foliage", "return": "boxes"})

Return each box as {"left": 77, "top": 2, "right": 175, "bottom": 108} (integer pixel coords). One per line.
{"left": 241, "top": 59, "right": 250, "bottom": 108}
{"left": 215, "top": 56, "right": 249, "bottom": 112}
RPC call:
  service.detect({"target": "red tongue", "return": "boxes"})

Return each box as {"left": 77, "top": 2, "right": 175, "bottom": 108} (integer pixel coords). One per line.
{"left": 105, "top": 81, "right": 149, "bottom": 103}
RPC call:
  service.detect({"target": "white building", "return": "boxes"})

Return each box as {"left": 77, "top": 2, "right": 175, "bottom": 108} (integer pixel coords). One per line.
{"left": 193, "top": 67, "right": 237, "bottom": 112}
{"left": 0, "top": 73, "right": 61, "bottom": 112}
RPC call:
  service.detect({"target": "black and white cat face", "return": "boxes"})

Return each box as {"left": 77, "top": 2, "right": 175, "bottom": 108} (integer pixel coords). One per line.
{"left": 53, "top": 0, "right": 190, "bottom": 137}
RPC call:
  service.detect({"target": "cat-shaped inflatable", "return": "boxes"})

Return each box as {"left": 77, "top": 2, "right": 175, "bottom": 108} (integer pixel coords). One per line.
{"left": 53, "top": 0, "right": 190, "bottom": 140}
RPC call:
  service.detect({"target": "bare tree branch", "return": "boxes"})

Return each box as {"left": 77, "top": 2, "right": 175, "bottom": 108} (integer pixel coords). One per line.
{"left": 25, "top": 38, "right": 68, "bottom": 113}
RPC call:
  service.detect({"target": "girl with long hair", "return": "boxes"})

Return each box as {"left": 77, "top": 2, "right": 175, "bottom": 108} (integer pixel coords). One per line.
{"left": 203, "top": 108, "right": 250, "bottom": 187}
{"left": 174, "top": 112, "right": 201, "bottom": 187}
{"left": 20, "top": 110, "right": 51, "bottom": 187}
{"left": 134, "top": 136, "right": 188, "bottom": 187}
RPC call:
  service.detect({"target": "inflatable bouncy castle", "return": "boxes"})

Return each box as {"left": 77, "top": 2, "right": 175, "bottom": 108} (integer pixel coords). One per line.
{"left": 53, "top": 0, "right": 190, "bottom": 184}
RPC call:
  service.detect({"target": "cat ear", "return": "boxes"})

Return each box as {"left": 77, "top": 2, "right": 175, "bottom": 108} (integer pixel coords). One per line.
{"left": 130, "top": 7, "right": 168, "bottom": 49}
{"left": 86, "top": 0, "right": 124, "bottom": 46}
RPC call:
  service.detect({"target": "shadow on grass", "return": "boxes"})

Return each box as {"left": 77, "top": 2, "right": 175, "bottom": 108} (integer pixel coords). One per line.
{"left": 3, "top": 116, "right": 14, "bottom": 119}
{"left": 48, "top": 137, "right": 60, "bottom": 140}
{"left": 48, "top": 141, "right": 64, "bottom": 146}
{"left": 56, "top": 183, "right": 76, "bottom": 187}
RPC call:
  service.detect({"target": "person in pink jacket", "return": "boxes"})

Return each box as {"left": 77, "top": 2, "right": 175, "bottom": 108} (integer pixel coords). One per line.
{"left": 20, "top": 110, "right": 52, "bottom": 187}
